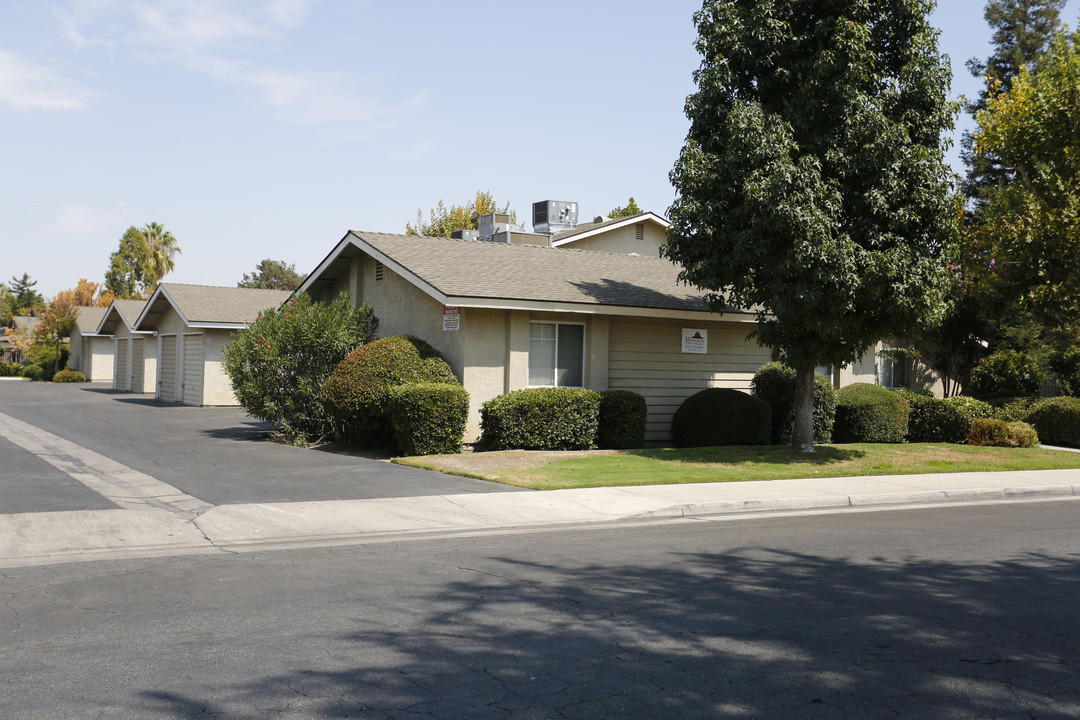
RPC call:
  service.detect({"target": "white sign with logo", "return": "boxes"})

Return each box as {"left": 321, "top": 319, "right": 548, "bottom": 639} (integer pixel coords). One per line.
{"left": 681, "top": 328, "right": 708, "bottom": 354}
{"left": 443, "top": 305, "right": 460, "bottom": 332}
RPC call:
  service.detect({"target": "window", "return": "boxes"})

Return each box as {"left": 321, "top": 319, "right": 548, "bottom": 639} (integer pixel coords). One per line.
{"left": 878, "top": 350, "right": 907, "bottom": 389}
{"left": 529, "top": 322, "right": 584, "bottom": 387}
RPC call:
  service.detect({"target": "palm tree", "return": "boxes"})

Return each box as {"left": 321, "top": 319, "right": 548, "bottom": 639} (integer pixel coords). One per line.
{"left": 142, "top": 222, "right": 181, "bottom": 287}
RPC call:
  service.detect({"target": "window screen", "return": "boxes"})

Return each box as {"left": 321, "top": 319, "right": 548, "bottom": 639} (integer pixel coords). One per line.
{"left": 529, "top": 322, "right": 584, "bottom": 387}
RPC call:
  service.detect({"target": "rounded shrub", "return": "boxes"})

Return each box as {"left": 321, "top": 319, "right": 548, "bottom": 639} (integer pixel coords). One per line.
{"left": 324, "top": 335, "right": 458, "bottom": 448}
{"left": 989, "top": 396, "right": 1042, "bottom": 422}
{"left": 20, "top": 364, "right": 45, "bottom": 381}
{"left": 833, "top": 383, "right": 909, "bottom": 443}
{"left": 387, "top": 383, "right": 469, "bottom": 456}
{"left": 750, "top": 363, "right": 838, "bottom": 444}
{"left": 1025, "top": 396, "right": 1080, "bottom": 448}
{"left": 969, "top": 350, "right": 1040, "bottom": 399}
{"left": 670, "top": 388, "right": 771, "bottom": 447}
{"left": 968, "top": 418, "right": 1040, "bottom": 448}
{"left": 943, "top": 395, "right": 994, "bottom": 421}
{"left": 597, "top": 390, "right": 648, "bottom": 449}
{"left": 52, "top": 369, "right": 87, "bottom": 383}
{"left": 0, "top": 361, "right": 23, "bottom": 377}
{"left": 479, "top": 387, "right": 601, "bottom": 451}
{"left": 903, "top": 394, "right": 971, "bottom": 443}
{"left": 222, "top": 292, "right": 380, "bottom": 445}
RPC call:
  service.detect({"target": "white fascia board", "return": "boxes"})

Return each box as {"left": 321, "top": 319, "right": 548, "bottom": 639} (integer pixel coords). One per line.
{"left": 550, "top": 212, "right": 671, "bottom": 248}
{"left": 297, "top": 232, "right": 356, "bottom": 295}
{"left": 347, "top": 233, "right": 450, "bottom": 306}
{"left": 444, "top": 296, "right": 757, "bottom": 322}
{"left": 185, "top": 321, "right": 248, "bottom": 329}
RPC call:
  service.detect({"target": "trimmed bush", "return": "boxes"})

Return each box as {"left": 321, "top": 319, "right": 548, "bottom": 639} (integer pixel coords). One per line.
{"left": 597, "top": 390, "right": 648, "bottom": 449}
{"left": 670, "top": 388, "right": 771, "bottom": 447}
{"left": 324, "top": 335, "right": 458, "bottom": 448}
{"left": 52, "top": 369, "right": 87, "bottom": 383}
{"left": 989, "top": 396, "right": 1042, "bottom": 422}
{"left": 20, "top": 364, "right": 45, "bottom": 381}
{"left": 750, "top": 362, "right": 838, "bottom": 444}
{"left": 968, "top": 418, "right": 1040, "bottom": 448}
{"left": 387, "top": 383, "right": 469, "bottom": 456}
{"left": 0, "top": 361, "right": 22, "bottom": 377}
{"left": 1026, "top": 396, "right": 1080, "bottom": 448}
{"left": 833, "top": 383, "right": 909, "bottom": 443}
{"left": 943, "top": 395, "right": 994, "bottom": 421}
{"left": 1051, "top": 347, "right": 1080, "bottom": 396}
{"left": 479, "top": 388, "right": 601, "bottom": 451}
{"left": 904, "top": 395, "right": 971, "bottom": 443}
{"left": 222, "top": 292, "right": 379, "bottom": 445}
{"left": 969, "top": 350, "right": 1040, "bottom": 399}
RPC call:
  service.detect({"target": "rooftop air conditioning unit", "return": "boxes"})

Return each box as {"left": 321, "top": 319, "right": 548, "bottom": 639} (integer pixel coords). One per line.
{"left": 532, "top": 200, "right": 578, "bottom": 234}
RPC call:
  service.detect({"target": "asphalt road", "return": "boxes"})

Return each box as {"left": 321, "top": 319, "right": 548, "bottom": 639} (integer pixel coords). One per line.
{"left": 3, "top": 500, "right": 1079, "bottom": 719}
{"left": 0, "top": 380, "right": 519, "bottom": 511}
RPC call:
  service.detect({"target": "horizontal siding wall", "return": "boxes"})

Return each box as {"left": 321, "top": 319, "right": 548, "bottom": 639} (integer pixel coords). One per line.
{"left": 608, "top": 318, "right": 772, "bottom": 444}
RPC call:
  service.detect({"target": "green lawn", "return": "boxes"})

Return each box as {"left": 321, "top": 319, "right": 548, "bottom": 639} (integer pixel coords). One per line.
{"left": 393, "top": 443, "right": 1080, "bottom": 490}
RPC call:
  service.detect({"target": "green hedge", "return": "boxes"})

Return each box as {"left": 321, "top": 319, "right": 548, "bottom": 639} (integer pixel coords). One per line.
{"left": 387, "top": 383, "right": 469, "bottom": 456}
{"left": 969, "top": 350, "right": 1040, "bottom": 399}
{"left": 52, "top": 369, "right": 87, "bottom": 383}
{"left": 479, "top": 388, "right": 601, "bottom": 451}
{"left": 833, "top": 383, "right": 909, "bottom": 443}
{"left": 943, "top": 395, "right": 994, "bottom": 421}
{"left": 323, "top": 335, "right": 457, "bottom": 448}
{"left": 0, "top": 361, "right": 21, "bottom": 377}
{"left": 900, "top": 393, "right": 971, "bottom": 443}
{"left": 597, "top": 390, "right": 648, "bottom": 449}
{"left": 1026, "top": 396, "right": 1080, "bottom": 448}
{"left": 20, "top": 364, "right": 45, "bottom": 381}
{"left": 671, "top": 388, "right": 771, "bottom": 447}
{"left": 967, "top": 418, "right": 1040, "bottom": 448}
{"left": 750, "top": 362, "right": 838, "bottom": 444}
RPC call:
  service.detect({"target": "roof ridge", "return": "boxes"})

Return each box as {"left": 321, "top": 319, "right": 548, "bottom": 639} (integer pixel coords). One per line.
{"left": 349, "top": 230, "right": 669, "bottom": 260}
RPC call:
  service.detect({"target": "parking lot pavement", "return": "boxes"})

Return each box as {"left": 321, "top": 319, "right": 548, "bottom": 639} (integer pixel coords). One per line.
{"left": 0, "top": 381, "right": 521, "bottom": 514}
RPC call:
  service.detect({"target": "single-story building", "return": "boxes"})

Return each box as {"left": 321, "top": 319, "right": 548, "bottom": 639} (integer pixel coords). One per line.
{"left": 96, "top": 299, "right": 155, "bottom": 392}
{"left": 68, "top": 306, "right": 112, "bottom": 383}
{"left": 549, "top": 211, "right": 669, "bottom": 257}
{"left": 299, "top": 231, "right": 773, "bottom": 444}
{"left": 134, "top": 283, "right": 292, "bottom": 406}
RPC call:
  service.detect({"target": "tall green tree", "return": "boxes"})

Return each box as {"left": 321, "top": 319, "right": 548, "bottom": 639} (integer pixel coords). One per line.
{"left": 608, "top": 197, "right": 643, "bottom": 218}
{"left": 971, "top": 26, "right": 1080, "bottom": 325}
{"left": 9, "top": 273, "right": 45, "bottom": 315}
{"left": 238, "top": 259, "right": 305, "bottom": 290}
{"left": 665, "top": 0, "right": 956, "bottom": 452}
{"left": 406, "top": 190, "right": 516, "bottom": 237}
{"left": 103, "top": 222, "right": 179, "bottom": 298}
{"left": 961, "top": 0, "right": 1065, "bottom": 205}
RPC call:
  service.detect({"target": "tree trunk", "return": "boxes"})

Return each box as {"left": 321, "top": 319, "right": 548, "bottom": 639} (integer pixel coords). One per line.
{"left": 791, "top": 365, "right": 815, "bottom": 453}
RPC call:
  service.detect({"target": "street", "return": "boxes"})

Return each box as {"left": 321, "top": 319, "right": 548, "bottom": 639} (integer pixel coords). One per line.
{"left": 3, "top": 500, "right": 1079, "bottom": 719}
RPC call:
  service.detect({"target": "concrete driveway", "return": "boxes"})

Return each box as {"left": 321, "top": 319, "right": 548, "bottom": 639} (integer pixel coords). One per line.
{"left": 0, "top": 379, "right": 520, "bottom": 515}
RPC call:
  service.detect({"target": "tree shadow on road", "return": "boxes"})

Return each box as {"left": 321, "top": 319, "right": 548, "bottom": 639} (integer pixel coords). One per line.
{"left": 135, "top": 545, "right": 1080, "bottom": 719}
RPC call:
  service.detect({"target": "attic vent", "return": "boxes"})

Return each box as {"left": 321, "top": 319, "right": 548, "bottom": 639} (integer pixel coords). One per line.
{"left": 635, "top": 223, "right": 644, "bottom": 241}
{"left": 375, "top": 261, "right": 385, "bottom": 281}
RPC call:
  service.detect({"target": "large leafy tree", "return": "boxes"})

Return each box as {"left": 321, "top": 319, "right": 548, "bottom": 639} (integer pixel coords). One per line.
{"left": 666, "top": 0, "right": 956, "bottom": 452}
{"left": 34, "top": 295, "right": 78, "bottom": 378}
{"left": 104, "top": 223, "right": 179, "bottom": 298}
{"left": 608, "top": 197, "right": 643, "bottom": 218}
{"left": 406, "top": 190, "right": 516, "bottom": 237}
{"left": 971, "top": 27, "right": 1080, "bottom": 325}
{"left": 238, "top": 259, "right": 305, "bottom": 290}
{"left": 961, "top": 0, "right": 1066, "bottom": 207}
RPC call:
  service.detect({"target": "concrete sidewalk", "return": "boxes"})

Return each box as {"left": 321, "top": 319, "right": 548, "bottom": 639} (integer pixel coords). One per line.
{"left": 3, "top": 467, "right": 1078, "bottom": 568}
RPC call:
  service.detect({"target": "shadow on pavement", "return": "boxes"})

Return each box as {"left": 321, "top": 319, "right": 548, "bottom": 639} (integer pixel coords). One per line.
{"left": 132, "top": 548, "right": 1080, "bottom": 718}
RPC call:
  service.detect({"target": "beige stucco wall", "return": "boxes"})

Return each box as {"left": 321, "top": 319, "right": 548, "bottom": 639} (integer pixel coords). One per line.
{"left": 69, "top": 328, "right": 86, "bottom": 372}
{"left": 834, "top": 341, "right": 945, "bottom": 398}
{"left": 559, "top": 222, "right": 667, "bottom": 257}
{"left": 607, "top": 316, "right": 773, "bottom": 444}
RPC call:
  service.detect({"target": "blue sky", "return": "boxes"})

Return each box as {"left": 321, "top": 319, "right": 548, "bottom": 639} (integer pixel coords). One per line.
{"left": 3, "top": 0, "right": 1078, "bottom": 299}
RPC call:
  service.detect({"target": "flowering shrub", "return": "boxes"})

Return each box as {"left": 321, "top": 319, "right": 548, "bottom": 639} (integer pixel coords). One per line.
{"left": 222, "top": 292, "right": 379, "bottom": 444}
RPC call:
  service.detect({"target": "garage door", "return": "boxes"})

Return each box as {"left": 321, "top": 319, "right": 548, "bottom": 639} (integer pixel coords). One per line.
{"left": 160, "top": 335, "right": 177, "bottom": 402}
{"left": 181, "top": 334, "right": 203, "bottom": 406}
{"left": 131, "top": 337, "right": 144, "bottom": 393}
{"left": 114, "top": 338, "right": 129, "bottom": 391}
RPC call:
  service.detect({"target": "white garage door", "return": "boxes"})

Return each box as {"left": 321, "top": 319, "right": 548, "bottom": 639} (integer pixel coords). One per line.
{"left": 181, "top": 334, "right": 203, "bottom": 406}
{"left": 114, "top": 338, "right": 129, "bottom": 391}
{"left": 131, "top": 337, "right": 145, "bottom": 393}
{"left": 160, "top": 335, "right": 177, "bottom": 402}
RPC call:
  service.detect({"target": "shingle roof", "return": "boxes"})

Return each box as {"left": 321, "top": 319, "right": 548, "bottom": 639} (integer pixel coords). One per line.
{"left": 73, "top": 306, "right": 108, "bottom": 333}
{"left": 112, "top": 299, "right": 148, "bottom": 326}
{"left": 157, "top": 284, "right": 293, "bottom": 325}
{"left": 350, "top": 231, "right": 724, "bottom": 314}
